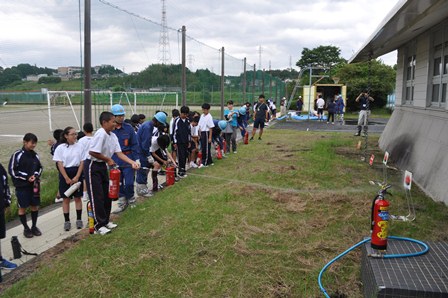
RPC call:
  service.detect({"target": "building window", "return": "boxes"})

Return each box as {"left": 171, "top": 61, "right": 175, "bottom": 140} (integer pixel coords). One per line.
{"left": 430, "top": 25, "right": 448, "bottom": 107}
{"left": 404, "top": 50, "right": 416, "bottom": 104}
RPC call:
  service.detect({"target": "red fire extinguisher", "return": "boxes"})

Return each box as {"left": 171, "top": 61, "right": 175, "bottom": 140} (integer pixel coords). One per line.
{"left": 108, "top": 167, "right": 121, "bottom": 200}
{"left": 197, "top": 151, "right": 202, "bottom": 166}
{"left": 166, "top": 166, "right": 175, "bottom": 186}
{"left": 87, "top": 201, "right": 94, "bottom": 234}
{"left": 371, "top": 195, "right": 390, "bottom": 250}
{"left": 222, "top": 139, "right": 227, "bottom": 154}
{"left": 244, "top": 131, "right": 249, "bottom": 144}
{"left": 216, "top": 144, "right": 222, "bottom": 159}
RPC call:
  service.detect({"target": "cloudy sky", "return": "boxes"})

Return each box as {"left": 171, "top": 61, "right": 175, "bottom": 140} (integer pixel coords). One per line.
{"left": 0, "top": 0, "right": 401, "bottom": 74}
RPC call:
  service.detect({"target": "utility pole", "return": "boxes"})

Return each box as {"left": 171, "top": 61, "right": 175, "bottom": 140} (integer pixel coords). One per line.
{"left": 242, "top": 58, "right": 247, "bottom": 102}
{"left": 181, "top": 26, "right": 186, "bottom": 106}
{"left": 220, "top": 47, "right": 225, "bottom": 119}
{"left": 84, "top": 0, "right": 91, "bottom": 124}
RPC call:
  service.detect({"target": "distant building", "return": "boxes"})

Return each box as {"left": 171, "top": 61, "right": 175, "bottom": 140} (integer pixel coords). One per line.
{"left": 350, "top": 0, "right": 448, "bottom": 205}
{"left": 25, "top": 74, "right": 48, "bottom": 82}
{"left": 57, "top": 66, "right": 82, "bottom": 77}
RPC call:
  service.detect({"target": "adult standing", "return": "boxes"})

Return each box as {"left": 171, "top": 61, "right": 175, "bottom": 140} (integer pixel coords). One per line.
{"left": 335, "top": 95, "right": 345, "bottom": 124}
{"left": 250, "top": 94, "right": 269, "bottom": 141}
{"left": 111, "top": 104, "right": 140, "bottom": 213}
{"left": 280, "top": 97, "right": 286, "bottom": 116}
{"left": 354, "top": 89, "right": 374, "bottom": 136}
{"left": 316, "top": 95, "right": 325, "bottom": 121}
{"left": 296, "top": 96, "right": 303, "bottom": 115}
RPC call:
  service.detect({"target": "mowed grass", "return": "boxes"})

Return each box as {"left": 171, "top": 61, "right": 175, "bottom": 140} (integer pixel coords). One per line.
{"left": 2, "top": 129, "right": 448, "bottom": 297}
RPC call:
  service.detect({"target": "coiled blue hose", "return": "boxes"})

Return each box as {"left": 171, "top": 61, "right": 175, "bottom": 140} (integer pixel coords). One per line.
{"left": 318, "top": 236, "right": 429, "bottom": 297}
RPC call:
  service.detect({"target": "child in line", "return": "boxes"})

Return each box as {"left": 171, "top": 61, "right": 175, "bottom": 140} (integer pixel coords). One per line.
{"left": 77, "top": 122, "right": 94, "bottom": 202}
{"left": 188, "top": 115, "right": 200, "bottom": 168}
{"left": 173, "top": 106, "right": 191, "bottom": 178}
{"left": 9, "top": 133, "right": 43, "bottom": 238}
{"left": 0, "top": 162, "right": 18, "bottom": 270}
{"left": 84, "top": 112, "right": 140, "bottom": 235}
{"left": 48, "top": 129, "right": 63, "bottom": 203}
{"left": 53, "top": 127, "right": 84, "bottom": 231}
{"left": 198, "top": 103, "right": 215, "bottom": 167}
{"left": 223, "top": 100, "right": 238, "bottom": 154}
{"left": 150, "top": 134, "right": 177, "bottom": 192}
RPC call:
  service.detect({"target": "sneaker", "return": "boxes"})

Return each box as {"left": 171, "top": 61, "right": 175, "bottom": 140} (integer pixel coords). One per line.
{"left": 198, "top": 164, "right": 208, "bottom": 169}
{"left": 75, "top": 220, "right": 83, "bottom": 229}
{"left": 179, "top": 173, "right": 187, "bottom": 178}
{"left": 64, "top": 221, "right": 71, "bottom": 231}
{"left": 233, "top": 151, "right": 237, "bottom": 154}
{"left": 354, "top": 132, "right": 361, "bottom": 136}
{"left": 106, "top": 222, "right": 118, "bottom": 229}
{"left": 55, "top": 197, "right": 63, "bottom": 203}
{"left": 190, "top": 162, "right": 198, "bottom": 168}
{"left": 23, "top": 228, "right": 33, "bottom": 238}
{"left": 158, "top": 184, "right": 164, "bottom": 190}
{"left": 112, "top": 204, "right": 128, "bottom": 214}
{"left": 250, "top": 137, "right": 254, "bottom": 141}
{"left": 258, "top": 137, "right": 262, "bottom": 140}
{"left": 210, "top": 163, "right": 215, "bottom": 166}
{"left": 175, "top": 176, "right": 180, "bottom": 182}
{"left": 95, "top": 226, "right": 111, "bottom": 235}
{"left": 31, "top": 227, "right": 42, "bottom": 236}
{"left": 0, "top": 258, "right": 18, "bottom": 270}
{"left": 136, "top": 185, "right": 153, "bottom": 197}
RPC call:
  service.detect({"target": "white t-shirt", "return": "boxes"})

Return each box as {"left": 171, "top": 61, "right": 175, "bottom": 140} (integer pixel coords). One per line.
{"left": 317, "top": 98, "right": 325, "bottom": 109}
{"left": 77, "top": 135, "right": 93, "bottom": 160}
{"left": 190, "top": 125, "right": 199, "bottom": 138}
{"left": 53, "top": 143, "right": 84, "bottom": 167}
{"left": 88, "top": 128, "right": 121, "bottom": 161}
{"left": 198, "top": 113, "right": 214, "bottom": 132}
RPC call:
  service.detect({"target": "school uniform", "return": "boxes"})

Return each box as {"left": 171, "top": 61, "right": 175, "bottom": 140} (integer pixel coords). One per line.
{"left": 173, "top": 117, "right": 191, "bottom": 175}
{"left": 53, "top": 143, "right": 84, "bottom": 198}
{"left": 198, "top": 113, "right": 215, "bottom": 165}
{"left": 0, "top": 163, "right": 11, "bottom": 240}
{"left": 149, "top": 134, "right": 168, "bottom": 192}
{"left": 84, "top": 128, "right": 121, "bottom": 231}
{"left": 8, "top": 147, "right": 43, "bottom": 208}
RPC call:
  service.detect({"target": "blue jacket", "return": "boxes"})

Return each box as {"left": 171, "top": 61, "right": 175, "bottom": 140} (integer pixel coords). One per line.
{"left": 137, "top": 121, "right": 156, "bottom": 157}
{"left": 112, "top": 122, "right": 140, "bottom": 165}
{"left": 8, "top": 147, "right": 43, "bottom": 189}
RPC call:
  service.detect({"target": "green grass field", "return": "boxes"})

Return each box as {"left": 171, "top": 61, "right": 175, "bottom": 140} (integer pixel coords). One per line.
{"left": 2, "top": 129, "right": 447, "bottom": 297}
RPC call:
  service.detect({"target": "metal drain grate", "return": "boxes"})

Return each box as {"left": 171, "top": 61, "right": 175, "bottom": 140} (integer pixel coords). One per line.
{"left": 361, "top": 239, "right": 448, "bottom": 297}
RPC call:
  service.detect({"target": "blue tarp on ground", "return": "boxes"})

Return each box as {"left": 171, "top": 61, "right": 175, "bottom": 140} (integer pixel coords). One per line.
{"left": 291, "top": 114, "right": 327, "bottom": 121}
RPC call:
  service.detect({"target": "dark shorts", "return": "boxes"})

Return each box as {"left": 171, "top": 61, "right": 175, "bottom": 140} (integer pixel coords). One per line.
{"left": 317, "top": 108, "right": 324, "bottom": 115}
{"left": 0, "top": 209, "right": 5, "bottom": 239}
{"left": 153, "top": 149, "right": 168, "bottom": 165}
{"left": 59, "top": 166, "right": 83, "bottom": 199}
{"left": 188, "top": 141, "right": 197, "bottom": 152}
{"left": 16, "top": 188, "right": 40, "bottom": 209}
{"left": 253, "top": 118, "right": 265, "bottom": 129}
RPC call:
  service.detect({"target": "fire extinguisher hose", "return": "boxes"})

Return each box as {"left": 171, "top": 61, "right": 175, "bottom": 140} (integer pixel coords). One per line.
{"left": 318, "top": 236, "right": 430, "bottom": 298}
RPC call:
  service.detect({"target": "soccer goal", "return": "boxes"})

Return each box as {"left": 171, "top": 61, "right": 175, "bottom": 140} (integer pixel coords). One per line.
{"left": 46, "top": 90, "right": 179, "bottom": 132}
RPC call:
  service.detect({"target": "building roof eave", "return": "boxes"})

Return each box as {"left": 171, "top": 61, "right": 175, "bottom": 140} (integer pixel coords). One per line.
{"left": 350, "top": 0, "right": 448, "bottom": 63}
